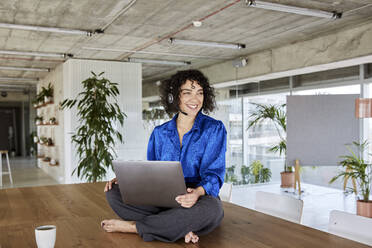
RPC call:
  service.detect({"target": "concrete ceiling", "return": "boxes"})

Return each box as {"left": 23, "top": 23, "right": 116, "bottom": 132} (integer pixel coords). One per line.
{"left": 0, "top": 0, "right": 372, "bottom": 88}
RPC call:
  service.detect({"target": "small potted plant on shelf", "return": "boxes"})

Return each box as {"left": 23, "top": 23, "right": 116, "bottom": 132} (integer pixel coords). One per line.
{"left": 35, "top": 89, "right": 45, "bottom": 106}
{"left": 32, "top": 99, "right": 39, "bottom": 108}
{"left": 39, "top": 136, "right": 48, "bottom": 145}
{"left": 35, "top": 116, "right": 43, "bottom": 125}
{"left": 31, "top": 131, "right": 38, "bottom": 143}
{"left": 330, "top": 141, "right": 372, "bottom": 218}
{"left": 47, "top": 138, "right": 53, "bottom": 146}
{"left": 43, "top": 83, "right": 54, "bottom": 103}
{"left": 50, "top": 158, "right": 58, "bottom": 166}
{"left": 49, "top": 117, "right": 57, "bottom": 125}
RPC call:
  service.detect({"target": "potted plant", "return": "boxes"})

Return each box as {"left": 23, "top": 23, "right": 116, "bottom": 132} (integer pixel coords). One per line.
{"left": 247, "top": 103, "right": 293, "bottom": 187}
{"left": 35, "top": 88, "right": 45, "bottom": 106}
{"left": 249, "top": 160, "right": 272, "bottom": 184}
{"left": 241, "top": 165, "right": 250, "bottom": 184}
{"left": 43, "top": 83, "right": 54, "bottom": 103}
{"left": 31, "top": 131, "right": 39, "bottom": 143}
{"left": 39, "top": 136, "right": 48, "bottom": 145}
{"left": 225, "top": 165, "right": 238, "bottom": 185}
{"left": 330, "top": 141, "right": 372, "bottom": 218}
{"left": 32, "top": 99, "right": 39, "bottom": 108}
{"left": 50, "top": 158, "right": 57, "bottom": 166}
{"left": 49, "top": 117, "right": 57, "bottom": 125}
{"left": 60, "top": 71, "right": 126, "bottom": 182}
{"left": 35, "top": 116, "right": 43, "bottom": 125}
{"left": 47, "top": 138, "right": 53, "bottom": 146}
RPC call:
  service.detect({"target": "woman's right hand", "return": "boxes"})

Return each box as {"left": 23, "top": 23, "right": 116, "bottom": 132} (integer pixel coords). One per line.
{"left": 104, "top": 178, "right": 117, "bottom": 192}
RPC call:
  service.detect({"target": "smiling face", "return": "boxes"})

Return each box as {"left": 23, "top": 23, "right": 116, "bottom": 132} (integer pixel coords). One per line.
{"left": 178, "top": 80, "right": 204, "bottom": 117}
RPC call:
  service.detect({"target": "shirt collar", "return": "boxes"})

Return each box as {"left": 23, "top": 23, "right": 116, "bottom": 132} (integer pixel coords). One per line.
{"left": 167, "top": 111, "right": 204, "bottom": 131}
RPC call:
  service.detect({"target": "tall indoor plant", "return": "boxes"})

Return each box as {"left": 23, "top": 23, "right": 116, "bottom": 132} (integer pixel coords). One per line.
{"left": 247, "top": 102, "right": 294, "bottom": 187}
{"left": 61, "top": 72, "right": 126, "bottom": 182}
{"left": 330, "top": 141, "right": 372, "bottom": 218}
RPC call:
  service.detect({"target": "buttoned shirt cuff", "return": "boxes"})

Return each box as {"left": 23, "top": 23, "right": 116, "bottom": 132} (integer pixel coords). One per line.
{"left": 198, "top": 180, "right": 218, "bottom": 197}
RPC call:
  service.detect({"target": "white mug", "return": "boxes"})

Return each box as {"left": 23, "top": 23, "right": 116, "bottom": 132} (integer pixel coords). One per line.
{"left": 35, "top": 225, "right": 56, "bottom": 248}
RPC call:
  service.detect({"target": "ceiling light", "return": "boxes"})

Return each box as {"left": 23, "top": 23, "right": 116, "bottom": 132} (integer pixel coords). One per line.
{"left": 0, "top": 23, "right": 103, "bottom": 36}
{"left": 82, "top": 47, "right": 232, "bottom": 60}
{"left": 0, "top": 77, "right": 39, "bottom": 82}
{"left": 0, "top": 66, "right": 50, "bottom": 72}
{"left": 169, "top": 38, "right": 245, "bottom": 49}
{"left": 128, "top": 58, "right": 191, "bottom": 66}
{"left": 192, "top": 21, "right": 202, "bottom": 27}
{"left": 0, "top": 50, "right": 73, "bottom": 58}
{"left": 245, "top": 0, "right": 342, "bottom": 19}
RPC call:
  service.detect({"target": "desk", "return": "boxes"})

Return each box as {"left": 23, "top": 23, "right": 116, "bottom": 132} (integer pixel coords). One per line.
{"left": 0, "top": 183, "right": 369, "bottom": 247}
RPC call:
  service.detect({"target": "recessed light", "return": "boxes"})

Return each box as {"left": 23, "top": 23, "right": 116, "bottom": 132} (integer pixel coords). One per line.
{"left": 192, "top": 21, "right": 202, "bottom": 27}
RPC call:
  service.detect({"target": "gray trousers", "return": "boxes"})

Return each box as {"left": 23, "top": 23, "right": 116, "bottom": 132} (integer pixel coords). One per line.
{"left": 105, "top": 184, "right": 224, "bottom": 242}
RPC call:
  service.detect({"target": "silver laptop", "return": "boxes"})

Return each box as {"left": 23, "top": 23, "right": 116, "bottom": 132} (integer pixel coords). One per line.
{"left": 113, "top": 160, "right": 187, "bottom": 208}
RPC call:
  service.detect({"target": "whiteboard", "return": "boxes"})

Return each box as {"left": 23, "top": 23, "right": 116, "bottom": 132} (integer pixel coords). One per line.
{"left": 286, "top": 95, "right": 359, "bottom": 167}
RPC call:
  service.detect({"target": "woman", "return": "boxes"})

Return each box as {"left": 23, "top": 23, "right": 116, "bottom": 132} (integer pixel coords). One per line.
{"left": 101, "top": 69, "right": 227, "bottom": 243}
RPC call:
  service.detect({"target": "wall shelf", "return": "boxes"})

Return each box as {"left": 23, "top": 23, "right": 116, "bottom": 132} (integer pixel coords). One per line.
{"left": 37, "top": 123, "right": 58, "bottom": 126}
{"left": 34, "top": 101, "right": 54, "bottom": 109}
{"left": 49, "top": 162, "right": 59, "bottom": 166}
{"left": 37, "top": 142, "right": 55, "bottom": 147}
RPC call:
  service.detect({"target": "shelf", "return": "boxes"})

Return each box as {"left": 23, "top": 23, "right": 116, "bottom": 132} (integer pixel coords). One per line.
{"left": 37, "top": 123, "right": 58, "bottom": 126}
{"left": 34, "top": 101, "right": 54, "bottom": 109}
{"left": 37, "top": 142, "right": 55, "bottom": 147}
{"left": 37, "top": 155, "right": 45, "bottom": 159}
{"left": 49, "top": 162, "right": 59, "bottom": 166}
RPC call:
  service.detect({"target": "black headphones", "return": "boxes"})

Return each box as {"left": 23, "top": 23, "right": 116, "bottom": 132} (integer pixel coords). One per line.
{"left": 167, "top": 85, "right": 174, "bottom": 104}
{"left": 167, "top": 83, "right": 188, "bottom": 116}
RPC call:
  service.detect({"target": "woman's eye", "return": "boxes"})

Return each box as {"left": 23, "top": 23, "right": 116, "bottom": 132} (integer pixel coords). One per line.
{"left": 198, "top": 92, "right": 204, "bottom": 95}
{"left": 183, "top": 92, "right": 191, "bottom": 95}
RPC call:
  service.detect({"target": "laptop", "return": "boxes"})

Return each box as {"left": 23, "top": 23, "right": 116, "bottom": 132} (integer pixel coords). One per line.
{"left": 113, "top": 160, "right": 187, "bottom": 208}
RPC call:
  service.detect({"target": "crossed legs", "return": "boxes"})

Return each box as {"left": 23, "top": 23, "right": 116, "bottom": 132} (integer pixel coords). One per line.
{"left": 102, "top": 184, "right": 223, "bottom": 243}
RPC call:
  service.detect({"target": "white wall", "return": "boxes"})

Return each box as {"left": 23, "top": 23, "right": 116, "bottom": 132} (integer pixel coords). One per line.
{"left": 38, "top": 63, "right": 64, "bottom": 183}
{"left": 62, "top": 59, "right": 146, "bottom": 183}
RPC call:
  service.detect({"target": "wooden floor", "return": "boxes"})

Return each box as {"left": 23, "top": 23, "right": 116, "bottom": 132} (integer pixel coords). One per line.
{"left": 0, "top": 183, "right": 369, "bottom": 248}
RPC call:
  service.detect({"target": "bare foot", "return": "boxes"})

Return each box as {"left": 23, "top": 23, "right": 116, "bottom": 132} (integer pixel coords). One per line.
{"left": 185, "top": 231, "right": 199, "bottom": 243}
{"left": 101, "top": 219, "right": 137, "bottom": 233}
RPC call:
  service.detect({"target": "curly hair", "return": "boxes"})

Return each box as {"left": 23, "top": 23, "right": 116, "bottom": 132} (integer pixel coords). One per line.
{"left": 159, "top": 69, "right": 216, "bottom": 115}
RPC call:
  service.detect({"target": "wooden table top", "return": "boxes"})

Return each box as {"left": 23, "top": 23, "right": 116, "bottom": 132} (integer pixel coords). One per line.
{"left": 0, "top": 183, "right": 369, "bottom": 248}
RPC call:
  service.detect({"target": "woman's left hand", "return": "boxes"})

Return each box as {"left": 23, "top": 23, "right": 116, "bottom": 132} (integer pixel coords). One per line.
{"left": 175, "top": 187, "right": 205, "bottom": 208}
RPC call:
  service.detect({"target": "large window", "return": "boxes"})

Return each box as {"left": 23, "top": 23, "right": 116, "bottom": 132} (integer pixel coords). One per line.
{"left": 243, "top": 93, "right": 288, "bottom": 183}
{"left": 220, "top": 83, "right": 364, "bottom": 187}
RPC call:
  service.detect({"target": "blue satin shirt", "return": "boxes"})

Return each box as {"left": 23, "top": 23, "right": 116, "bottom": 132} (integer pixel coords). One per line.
{"left": 147, "top": 112, "right": 227, "bottom": 197}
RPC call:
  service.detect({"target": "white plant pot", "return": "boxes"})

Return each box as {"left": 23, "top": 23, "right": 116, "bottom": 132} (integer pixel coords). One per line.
{"left": 33, "top": 136, "right": 39, "bottom": 143}
{"left": 45, "top": 96, "right": 53, "bottom": 103}
{"left": 43, "top": 120, "right": 47, "bottom": 125}
{"left": 36, "top": 120, "right": 41, "bottom": 125}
